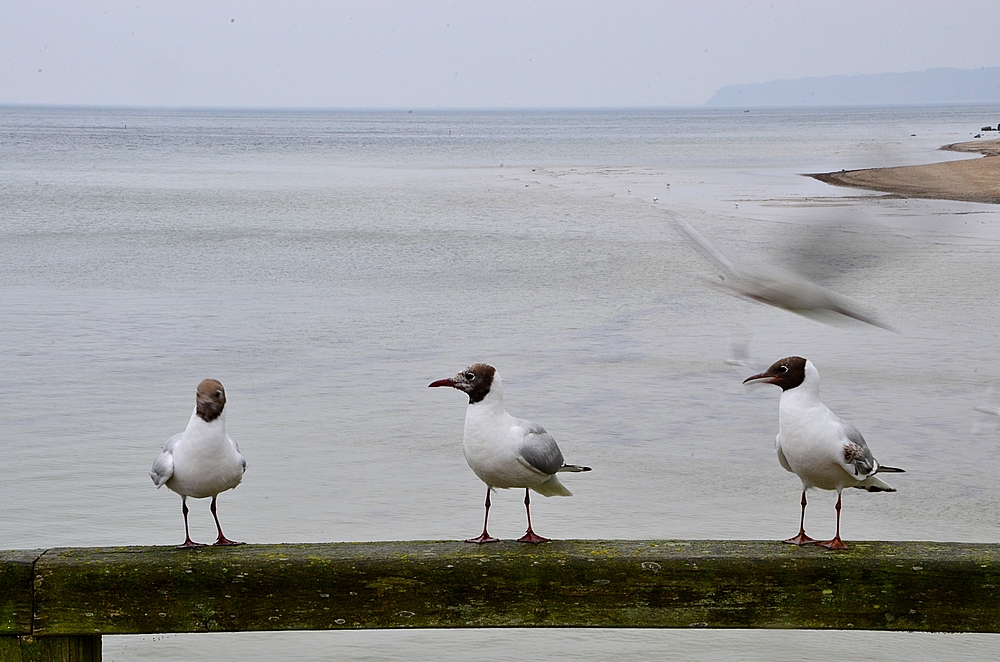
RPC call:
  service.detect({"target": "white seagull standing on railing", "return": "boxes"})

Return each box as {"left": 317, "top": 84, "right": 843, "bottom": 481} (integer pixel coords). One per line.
{"left": 430, "top": 363, "right": 591, "bottom": 544}
{"left": 744, "top": 356, "right": 903, "bottom": 550}
{"left": 150, "top": 379, "right": 247, "bottom": 548}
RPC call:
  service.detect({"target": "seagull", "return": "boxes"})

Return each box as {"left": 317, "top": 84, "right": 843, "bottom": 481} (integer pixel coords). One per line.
{"left": 675, "top": 220, "right": 895, "bottom": 331}
{"left": 743, "top": 357, "right": 903, "bottom": 550}
{"left": 724, "top": 331, "right": 761, "bottom": 374}
{"left": 150, "top": 379, "right": 247, "bottom": 548}
{"left": 429, "top": 363, "right": 591, "bottom": 544}
{"left": 972, "top": 383, "right": 1000, "bottom": 434}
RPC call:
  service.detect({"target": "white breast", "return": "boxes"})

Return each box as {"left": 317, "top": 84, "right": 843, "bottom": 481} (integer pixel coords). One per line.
{"left": 167, "top": 413, "right": 245, "bottom": 499}
{"left": 462, "top": 401, "right": 549, "bottom": 490}
{"left": 777, "top": 389, "right": 855, "bottom": 491}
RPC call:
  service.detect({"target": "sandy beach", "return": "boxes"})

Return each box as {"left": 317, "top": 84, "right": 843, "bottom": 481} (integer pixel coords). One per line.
{"left": 811, "top": 137, "right": 1000, "bottom": 204}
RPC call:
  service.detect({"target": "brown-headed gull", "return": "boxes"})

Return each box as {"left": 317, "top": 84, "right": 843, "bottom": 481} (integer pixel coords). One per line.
{"left": 744, "top": 357, "right": 903, "bottom": 550}
{"left": 429, "top": 363, "right": 591, "bottom": 544}
{"left": 150, "top": 379, "right": 247, "bottom": 548}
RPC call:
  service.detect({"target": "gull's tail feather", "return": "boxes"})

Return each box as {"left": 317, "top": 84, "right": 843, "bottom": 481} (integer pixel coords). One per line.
{"left": 557, "top": 464, "right": 592, "bottom": 473}
{"left": 532, "top": 475, "right": 573, "bottom": 497}
{"left": 876, "top": 465, "right": 905, "bottom": 473}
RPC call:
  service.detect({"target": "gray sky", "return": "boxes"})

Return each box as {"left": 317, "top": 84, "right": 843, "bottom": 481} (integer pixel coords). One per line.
{"left": 3, "top": 1, "right": 999, "bottom": 109}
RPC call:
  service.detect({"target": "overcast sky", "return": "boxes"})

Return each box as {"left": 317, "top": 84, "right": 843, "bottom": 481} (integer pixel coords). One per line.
{"left": 3, "top": 1, "right": 999, "bottom": 109}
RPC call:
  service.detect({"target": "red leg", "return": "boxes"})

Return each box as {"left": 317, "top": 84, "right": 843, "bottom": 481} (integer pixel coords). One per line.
{"left": 177, "top": 497, "right": 205, "bottom": 549}
{"left": 466, "top": 486, "right": 499, "bottom": 543}
{"left": 818, "top": 493, "right": 848, "bottom": 550}
{"left": 211, "top": 495, "right": 244, "bottom": 546}
{"left": 783, "top": 490, "right": 818, "bottom": 545}
{"left": 517, "top": 489, "right": 550, "bottom": 544}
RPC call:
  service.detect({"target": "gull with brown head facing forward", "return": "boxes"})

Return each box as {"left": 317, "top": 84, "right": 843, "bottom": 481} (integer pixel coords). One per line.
{"left": 150, "top": 379, "right": 247, "bottom": 548}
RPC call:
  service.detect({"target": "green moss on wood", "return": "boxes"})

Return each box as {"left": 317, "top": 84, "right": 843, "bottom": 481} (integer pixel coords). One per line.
{"left": 12, "top": 540, "right": 1000, "bottom": 635}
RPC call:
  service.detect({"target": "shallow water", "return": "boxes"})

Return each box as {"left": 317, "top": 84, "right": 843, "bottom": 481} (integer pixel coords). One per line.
{"left": 3, "top": 105, "right": 1000, "bottom": 659}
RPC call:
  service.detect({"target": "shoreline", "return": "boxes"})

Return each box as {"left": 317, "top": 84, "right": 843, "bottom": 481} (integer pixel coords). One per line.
{"left": 810, "top": 138, "right": 1000, "bottom": 204}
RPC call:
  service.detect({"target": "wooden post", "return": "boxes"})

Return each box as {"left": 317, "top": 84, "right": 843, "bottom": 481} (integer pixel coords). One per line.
{"left": 0, "top": 550, "right": 37, "bottom": 661}
{"left": 0, "top": 550, "right": 35, "bottom": 638}
{"left": 0, "top": 635, "right": 101, "bottom": 662}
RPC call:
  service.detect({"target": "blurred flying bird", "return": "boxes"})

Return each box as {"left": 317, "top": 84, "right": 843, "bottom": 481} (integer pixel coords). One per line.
{"left": 972, "top": 383, "right": 1000, "bottom": 434}
{"left": 725, "top": 331, "right": 763, "bottom": 374}
{"left": 675, "top": 220, "right": 896, "bottom": 331}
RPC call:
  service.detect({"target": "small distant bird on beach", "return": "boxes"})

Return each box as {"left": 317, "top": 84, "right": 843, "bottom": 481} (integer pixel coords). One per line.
{"left": 150, "top": 379, "right": 247, "bottom": 548}
{"left": 744, "top": 357, "right": 903, "bottom": 550}
{"left": 429, "top": 363, "right": 591, "bottom": 543}
{"left": 675, "top": 220, "right": 895, "bottom": 331}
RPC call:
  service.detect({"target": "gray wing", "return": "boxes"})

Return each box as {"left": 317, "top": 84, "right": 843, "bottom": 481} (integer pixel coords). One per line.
{"left": 515, "top": 418, "right": 565, "bottom": 476}
{"left": 674, "top": 220, "right": 740, "bottom": 276}
{"left": 149, "top": 432, "right": 182, "bottom": 487}
{"left": 841, "top": 422, "right": 877, "bottom": 478}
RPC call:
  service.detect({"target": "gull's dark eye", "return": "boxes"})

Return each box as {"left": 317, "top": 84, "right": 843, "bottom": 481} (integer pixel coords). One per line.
{"left": 216, "top": 390, "right": 223, "bottom": 397}
{"left": 465, "top": 372, "right": 476, "bottom": 380}
{"left": 778, "top": 365, "right": 788, "bottom": 373}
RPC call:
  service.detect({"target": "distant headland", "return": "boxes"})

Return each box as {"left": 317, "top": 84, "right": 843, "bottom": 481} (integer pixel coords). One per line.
{"left": 706, "top": 67, "right": 1000, "bottom": 107}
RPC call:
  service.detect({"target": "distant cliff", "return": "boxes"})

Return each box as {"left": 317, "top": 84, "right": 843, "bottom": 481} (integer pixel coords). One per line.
{"left": 706, "top": 67, "right": 1000, "bottom": 107}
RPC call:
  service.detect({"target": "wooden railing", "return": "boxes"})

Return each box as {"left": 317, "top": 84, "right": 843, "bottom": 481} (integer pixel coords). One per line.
{"left": 3, "top": 540, "right": 1000, "bottom": 661}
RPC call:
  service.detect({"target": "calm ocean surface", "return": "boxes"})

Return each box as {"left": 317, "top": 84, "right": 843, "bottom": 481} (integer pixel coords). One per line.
{"left": 3, "top": 105, "right": 1000, "bottom": 660}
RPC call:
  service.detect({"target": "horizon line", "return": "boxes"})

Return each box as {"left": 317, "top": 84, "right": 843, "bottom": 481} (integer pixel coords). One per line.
{"left": 4, "top": 101, "right": 1000, "bottom": 113}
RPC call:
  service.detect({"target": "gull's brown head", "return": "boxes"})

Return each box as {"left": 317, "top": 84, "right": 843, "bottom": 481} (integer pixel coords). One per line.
{"left": 743, "top": 356, "right": 808, "bottom": 391}
{"left": 429, "top": 363, "right": 496, "bottom": 404}
{"left": 196, "top": 379, "right": 226, "bottom": 422}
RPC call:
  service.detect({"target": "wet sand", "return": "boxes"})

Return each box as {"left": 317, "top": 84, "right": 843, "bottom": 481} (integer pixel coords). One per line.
{"left": 811, "top": 138, "right": 1000, "bottom": 204}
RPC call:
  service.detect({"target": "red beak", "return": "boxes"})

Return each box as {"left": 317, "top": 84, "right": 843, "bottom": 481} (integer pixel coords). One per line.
{"left": 428, "top": 378, "right": 457, "bottom": 388}
{"left": 743, "top": 372, "right": 777, "bottom": 384}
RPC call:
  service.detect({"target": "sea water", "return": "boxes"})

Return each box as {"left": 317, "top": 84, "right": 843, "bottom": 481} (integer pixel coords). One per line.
{"left": 3, "top": 105, "right": 1000, "bottom": 660}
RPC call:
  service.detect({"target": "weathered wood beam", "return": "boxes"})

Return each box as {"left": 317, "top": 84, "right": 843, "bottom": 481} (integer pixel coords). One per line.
{"left": 9, "top": 540, "right": 997, "bottom": 636}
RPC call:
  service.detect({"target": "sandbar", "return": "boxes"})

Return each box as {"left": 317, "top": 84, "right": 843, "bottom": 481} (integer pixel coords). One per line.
{"left": 810, "top": 138, "right": 1000, "bottom": 204}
